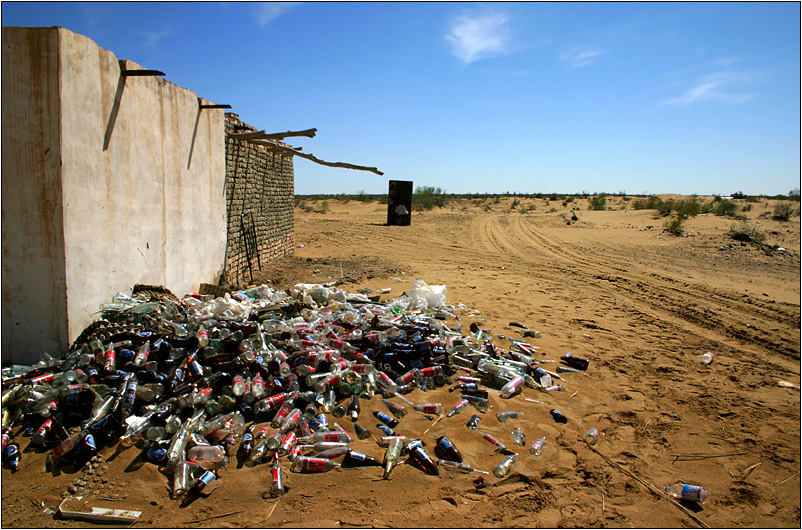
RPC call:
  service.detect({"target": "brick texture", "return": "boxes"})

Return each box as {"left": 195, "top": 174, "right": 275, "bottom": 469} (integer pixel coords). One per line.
{"left": 224, "top": 113, "right": 295, "bottom": 286}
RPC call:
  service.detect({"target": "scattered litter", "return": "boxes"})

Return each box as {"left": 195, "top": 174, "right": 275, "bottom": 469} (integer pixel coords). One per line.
{"left": 0, "top": 278, "right": 600, "bottom": 508}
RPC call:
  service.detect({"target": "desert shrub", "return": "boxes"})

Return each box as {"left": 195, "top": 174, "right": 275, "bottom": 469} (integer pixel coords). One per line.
{"left": 712, "top": 199, "right": 738, "bottom": 217}
{"left": 519, "top": 204, "right": 536, "bottom": 213}
{"left": 413, "top": 186, "right": 448, "bottom": 210}
{"left": 632, "top": 195, "right": 663, "bottom": 210}
{"left": 673, "top": 197, "right": 701, "bottom": 217}
{"left": 588, "top": 195, "right": 607, "bottom": 211}
{"left": 317, "top": 200, "right": 330, "bottom": 214}
{"left": 548, "top": 207, "right": 558, "bottom": 213}
{"left": 742, "top": 204, "right": 752, "bottom": 212}
{"left": 657, "top": 199, "right": 674, "bottom": 216}
{"left": 565, "top": 196, "right": 575, "bottom": 203}
{"left": 773, "top": 201, "right": 795, "bottom": 221}
{"left": 510, "top": 198, "right": 521, "bottom": 210}
{"left": 353, "top": 190, "right": 373, "bottom": 203}
{"left": 729, "top": 221, "right": 765, "bottom": 244}
{"left": 663, "top": 214, "right": 686, "bottom": 236}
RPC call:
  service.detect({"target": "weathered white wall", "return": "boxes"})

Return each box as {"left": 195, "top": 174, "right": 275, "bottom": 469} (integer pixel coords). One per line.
{"left": 2, "top": 27, "right": 227, "bottom": 364}
{"left": 1, "top": 27, "right": 68, "bottom": 364}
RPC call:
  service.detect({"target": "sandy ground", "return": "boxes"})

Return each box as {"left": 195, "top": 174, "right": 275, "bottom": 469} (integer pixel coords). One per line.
{"left": 2, "top": 195, "right": 800, "bottom": 528}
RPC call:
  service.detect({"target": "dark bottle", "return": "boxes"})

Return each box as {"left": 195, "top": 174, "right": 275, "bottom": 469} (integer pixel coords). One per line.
{"left": 407, "top": 444, "right": 439, "bottom": 476}
{"left": 466, "top": 415, "right": 481, "bottom": 430}
{"left": 347, "top": 395, "right": 360, "bottom": 422}
{"left": 342, "top": 450, "right": 382, "bottom": 467}
{"left": 180, "top": 470, "right": 217, "bottom": 508}
{"left": 3, "top": 442, "right": 21, "bottom": 472}
{"left": 353, "top": 423, "right": 371, "bottom": 440}
{"left": 560, "top": 352, "right": 589, "bottom": 371}
{"left": 434, "top": 436, "right": 463, "bottom": 463}
{"left": 550, "top": 409, "right": 568, "bottom": 424}
{"left": 373, "top": 411, "right": 398, "bottom": 428}
{"left": 237, "top": 423, "right": 256, "bottom": 459}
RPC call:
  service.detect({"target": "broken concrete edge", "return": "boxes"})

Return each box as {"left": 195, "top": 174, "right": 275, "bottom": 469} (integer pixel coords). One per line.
{"left": 57, "top": 496, "right": 141, "bottom": 524}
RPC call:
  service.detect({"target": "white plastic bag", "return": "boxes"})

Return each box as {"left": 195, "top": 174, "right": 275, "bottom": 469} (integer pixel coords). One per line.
{"left": 406, "top": 280, "right": 447, "bottom": 309}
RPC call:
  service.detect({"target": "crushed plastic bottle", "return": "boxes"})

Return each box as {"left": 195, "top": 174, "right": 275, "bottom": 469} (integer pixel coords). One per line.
{"left": 665, "top": 482, "right": 708, "bottom": 504}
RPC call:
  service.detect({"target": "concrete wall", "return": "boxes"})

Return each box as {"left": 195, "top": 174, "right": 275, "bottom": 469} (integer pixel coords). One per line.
{"left": 224, "top": 114, "right": 295, "bottom": 286}
{"left": 1, "top": 27, "right": 68, "bottom": 363}
{"left": 2, "top": 27, "right": 228, "bottom": 364}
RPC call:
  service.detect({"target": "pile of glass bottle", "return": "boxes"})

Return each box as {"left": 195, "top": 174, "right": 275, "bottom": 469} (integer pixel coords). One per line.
{"left": 1, "top": 282, "right": 552, "bottom": 502}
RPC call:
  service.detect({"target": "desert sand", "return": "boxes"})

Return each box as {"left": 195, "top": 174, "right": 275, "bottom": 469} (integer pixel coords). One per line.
{"left": 2, "top": 195, "right": 800, "bottom": 528}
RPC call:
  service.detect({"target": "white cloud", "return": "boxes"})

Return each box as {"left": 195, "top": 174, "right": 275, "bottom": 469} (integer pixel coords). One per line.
{"left": 657, "top": 68, "right": 756, "bottom": 107}
{"left": 140, "top": 29, "right": 172, "bottom": 48}
{"left": 560, "top": 46, "right": 605, "bottom": 68}
{"left": 254, "top": 2, "right": 300, "bottom": 28}
{"left": 445, "top": 10, "right": 513, "bottom": 65}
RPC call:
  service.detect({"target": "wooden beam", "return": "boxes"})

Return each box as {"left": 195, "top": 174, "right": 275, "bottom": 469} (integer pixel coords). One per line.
{"left": 121, "top": 69, "right": 166, "bottom": 77}
{"left": 228, "top": 130, "right": 267, "bottom": 140}
{"left": 228, "top": 128, "right": 317, "bottom": 141}
{"left": 248, "top": 140, "right": 383, "bottom": 176}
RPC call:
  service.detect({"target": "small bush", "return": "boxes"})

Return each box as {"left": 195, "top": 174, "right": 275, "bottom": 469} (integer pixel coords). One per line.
{"left": 729, "top": 221, "right": 765, "bottom": 244}
{"left": 413, "top": 186, "right": 449, "bottom": 210}
{"left": 632, "top": 195, "right": 663, "bottom": 210}
{"left": 565, "top": 196, "right": 575, "bottom": 203}
{"left": 510, "top": 198, "right": 521, "bottom": 210}
{"left": 773, "top": 201, "right": 795, "bottom": 221}
{"left": 588, "top": 195, "right": 607, "bottom": 211}
{"left": 712, "top": 199, "right": 738, "bottom": 217}
{"left": 663, "top": 214, "right": 686, "bottom": 236}
{"left": 318, "top": 200, "right": 330, "bottom": 214}
{"left": 674, "top": 197, "right": 701, "bottom": 217}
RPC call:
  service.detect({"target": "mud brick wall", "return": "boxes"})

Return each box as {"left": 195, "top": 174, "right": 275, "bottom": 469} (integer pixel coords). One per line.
{"left": 224, "top": 113, "right": 295, "bottom": 286}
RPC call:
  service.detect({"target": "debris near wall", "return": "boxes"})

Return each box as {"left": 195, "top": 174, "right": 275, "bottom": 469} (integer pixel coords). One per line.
{"left": 1, "top": 280, "right": 598, "bottom": 511}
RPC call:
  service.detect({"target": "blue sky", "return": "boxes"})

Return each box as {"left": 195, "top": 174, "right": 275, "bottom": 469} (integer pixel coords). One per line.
{"left": 3, "top": 2, "right": 799, "bottom": 195}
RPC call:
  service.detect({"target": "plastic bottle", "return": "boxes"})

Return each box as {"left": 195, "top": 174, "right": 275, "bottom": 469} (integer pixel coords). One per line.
{"left": 584, "top": 428, "right": 599, "bottom": 446}
{"left": 447, "top": 399, "right": 469, "bottom": 418}
{"left": 187, "top": 445, "right": 228, "bottom": 469}
{"left": 482, "top": 433, "right": 507, "bottom": 452}
{"left": 413, "top": 403, "right": 443, "bottom": 415}
{"left": 269, "top": 455, "right": 286, "bottom": 496}
{"left": 512, "top": 427, "right": 525, "bottom": 447}
{"left": 290, "top": 456, "right": 339, "bottom": 473}
{"left": 529, "top": 437, "right": 546, "bottom": 456}
{"left": 496, "top": 411, "right": 523, "bottom": 422}
{"left": 381, "top": 398, "right": 407, "bottom": 418}
{"left": 493, "top": 453, "right": 517, "bottom": 478}
{"left": 500, "top": 375, "right": 524, "bottom": 398}
{"left": 665, "top": 482, "right": 708, "bottom": 504}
